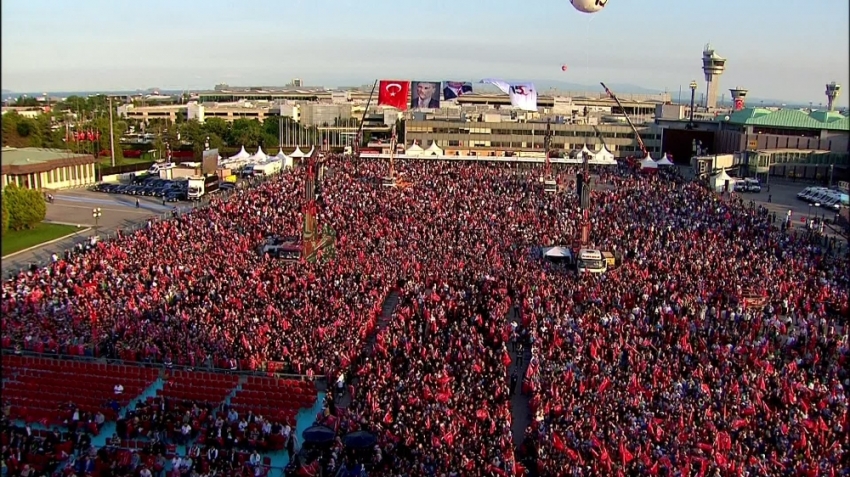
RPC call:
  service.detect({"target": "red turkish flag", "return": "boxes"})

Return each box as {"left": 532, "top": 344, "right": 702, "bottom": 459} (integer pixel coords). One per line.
{"left": 378, "top": 80, "right": 409, "bottom": 110}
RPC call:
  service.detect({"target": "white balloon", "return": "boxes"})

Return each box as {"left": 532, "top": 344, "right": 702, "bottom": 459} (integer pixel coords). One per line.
{"left": 571, "top": 0, "right": 607, "bottom": 14}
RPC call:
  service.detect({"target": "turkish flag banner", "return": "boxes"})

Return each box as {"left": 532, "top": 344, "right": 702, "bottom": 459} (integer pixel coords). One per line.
{"left": 378, "top": 80, "right": 409, "bottom": 111}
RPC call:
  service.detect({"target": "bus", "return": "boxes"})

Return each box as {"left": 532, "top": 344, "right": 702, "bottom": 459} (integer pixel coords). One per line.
{"left": 577, "top": 249, "right": 607, "bottom": 274}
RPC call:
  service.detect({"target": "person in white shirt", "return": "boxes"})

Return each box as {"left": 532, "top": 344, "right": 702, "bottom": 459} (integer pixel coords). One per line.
{"left": 249, "top": 451, "right": 261, "bottom": 467}
{"left": 114, "top": 384, "right": 124, "bottom": 395}
{"left": 139, "top": 467, "right": 152, "bottom": 477}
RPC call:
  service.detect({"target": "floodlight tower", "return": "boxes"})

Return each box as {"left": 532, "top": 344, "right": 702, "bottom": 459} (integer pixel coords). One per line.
{"left": 702, "top": 44, "right": 726, "bottom": 110}
{"left": 729, "top": 87, "right": 748, "bottom": 111}
{"left": 825, "top": 82, "right": 841, "bottom": 111}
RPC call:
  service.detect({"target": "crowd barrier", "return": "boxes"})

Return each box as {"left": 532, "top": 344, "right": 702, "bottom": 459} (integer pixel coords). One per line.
{"left": 0, "top": 348, "right": 322, "bottom": 384}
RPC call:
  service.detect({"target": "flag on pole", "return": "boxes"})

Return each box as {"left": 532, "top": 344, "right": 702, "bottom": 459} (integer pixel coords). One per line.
{"left": 480, "top": 78, "right": 538, "bottom": 111}
{"left": 378, "top": 80, "right": 410, "bottom": 111}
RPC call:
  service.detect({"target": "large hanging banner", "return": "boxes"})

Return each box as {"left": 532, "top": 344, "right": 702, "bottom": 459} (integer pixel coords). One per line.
{"left": 480, "top": 78, "right": 538, "bottom": 111}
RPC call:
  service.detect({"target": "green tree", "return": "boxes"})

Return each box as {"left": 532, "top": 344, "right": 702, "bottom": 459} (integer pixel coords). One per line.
{"left": 229, "top": 118, "right": 263, "bottom": 148}
{"left": 262, "top": 116, "right": 281, "bottom": 138}
{"left": 4, "top": 184, "right": 46, "bottom": 231}
{"left": 1, "top": 191, "right": 9, "bottom": 236}
{"left": 13, "top": 96, "right": 41, "bottom": 107}
{"left": 202, "top": 118, "right": 230, "bottom": 141}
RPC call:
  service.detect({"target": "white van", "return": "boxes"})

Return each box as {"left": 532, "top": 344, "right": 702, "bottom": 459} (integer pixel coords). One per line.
{"left": 576, "top": 249, "right": 607, "bottom": 274}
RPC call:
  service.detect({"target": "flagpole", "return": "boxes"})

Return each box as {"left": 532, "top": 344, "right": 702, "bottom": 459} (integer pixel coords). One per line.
{"left": 108, "top": 97, "right": 116, "bottom": 167}
{"left": 355, "top": 80, "right": 378, "bottom": 158}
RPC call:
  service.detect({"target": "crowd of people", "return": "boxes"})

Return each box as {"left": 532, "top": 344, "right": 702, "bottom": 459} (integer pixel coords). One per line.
{"left": 1, "top": 169, "right": 387, "bottom": 380}
{"left": 2, "top": 154, "right": 848, "bottom": 476}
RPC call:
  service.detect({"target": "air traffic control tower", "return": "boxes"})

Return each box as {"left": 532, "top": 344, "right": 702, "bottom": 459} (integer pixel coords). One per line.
{"left": 825, "top": 82, "right": 841, "bottom": 111}
{"left": 702, "top": 44, "right": 726, "bottom": 110}
{"left": 729, "top": 87, "right": 748, "bottom": 111}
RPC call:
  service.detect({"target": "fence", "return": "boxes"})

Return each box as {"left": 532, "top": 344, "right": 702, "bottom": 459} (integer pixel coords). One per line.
{"left": 0, "top": 347, "right": 322, "bottom": 384}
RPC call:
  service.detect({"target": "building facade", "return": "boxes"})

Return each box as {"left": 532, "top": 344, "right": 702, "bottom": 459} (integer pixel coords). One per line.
{"left": 1, "top": 147, "right": 98, "bottom": 190}
{"left": 716, "top": 108, "right": 849, "bottom": 154}
{"left": 404, "top": 119, "right": 660, "bottom": 157}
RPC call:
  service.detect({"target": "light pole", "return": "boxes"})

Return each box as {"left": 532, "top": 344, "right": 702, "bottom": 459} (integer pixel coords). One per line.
{"left": 204, "top": 136, "right": 210, "bottom": 151}
{"left": 92, "top": 208, "right": 102, "bottom": 237}
{"left": 688, "top": 81, "right": 698, "bottom": 129}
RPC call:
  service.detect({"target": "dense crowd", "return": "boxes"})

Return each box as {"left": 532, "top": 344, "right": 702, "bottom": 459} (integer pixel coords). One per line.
{"left": 2, "top": 155, "right": 848, "bottom": 476}
{"left": 1, "top": 169, "right": 387, "bottom": 379}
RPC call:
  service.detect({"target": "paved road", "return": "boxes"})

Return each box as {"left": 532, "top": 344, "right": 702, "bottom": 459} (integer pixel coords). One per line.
{"left": 2, "top": 190, "right": 195, "bottom": 276}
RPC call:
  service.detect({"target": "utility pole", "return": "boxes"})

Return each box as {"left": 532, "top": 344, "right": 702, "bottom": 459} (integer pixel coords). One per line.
{"left": 108, "top": 97, "right": 117, "bottom": 167}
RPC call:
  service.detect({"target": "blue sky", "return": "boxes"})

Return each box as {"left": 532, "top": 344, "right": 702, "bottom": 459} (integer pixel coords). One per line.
{"left": 1, "top": 0, "right": 848, "bottom": 105}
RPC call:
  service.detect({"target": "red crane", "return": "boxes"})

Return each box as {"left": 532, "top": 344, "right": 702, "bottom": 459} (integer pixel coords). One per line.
{"left": 600, "top": 82, "right": 650, "bottom": 158}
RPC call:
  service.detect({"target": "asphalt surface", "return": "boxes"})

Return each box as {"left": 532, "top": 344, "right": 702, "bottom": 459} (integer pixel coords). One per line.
{"left": 735, "top": 181, "right": 847, "bottom": 238}
{"left": 2, "top": 189, "right": 195, "bottom": 276}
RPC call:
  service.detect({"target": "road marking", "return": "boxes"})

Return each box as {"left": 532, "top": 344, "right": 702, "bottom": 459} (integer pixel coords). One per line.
{"left": 49, "top": 203, "right": 162, "bottom": 214}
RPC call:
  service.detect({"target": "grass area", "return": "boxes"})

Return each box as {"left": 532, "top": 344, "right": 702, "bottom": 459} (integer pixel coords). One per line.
{"left": 1, "top": 223, "right": 83, "bottom": 257}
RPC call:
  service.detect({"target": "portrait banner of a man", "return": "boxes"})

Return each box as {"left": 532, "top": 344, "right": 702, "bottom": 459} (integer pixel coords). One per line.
{"left": 410, "top": 81, "right": 441, "bottom": 110}
{"left": 443, "top": 81, "right": 473, "bottom": 101}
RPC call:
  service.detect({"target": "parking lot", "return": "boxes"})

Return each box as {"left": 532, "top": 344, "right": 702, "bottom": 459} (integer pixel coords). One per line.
{"left": 2, "top": 189, "right": 198, "bottom": 276}
{"left": 737, "top": 180, "right": 847, "bottom": 240}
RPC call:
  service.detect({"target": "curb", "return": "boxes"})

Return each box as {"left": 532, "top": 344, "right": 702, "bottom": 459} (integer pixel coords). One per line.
{"left": 2, "top": 228, "right": 92, "bottom": 259}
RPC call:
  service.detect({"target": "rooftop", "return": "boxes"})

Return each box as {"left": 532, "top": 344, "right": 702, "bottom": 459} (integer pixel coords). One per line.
{"left": 725, "top": 107, "right": 850, "bottom": 132}
{"left": 2, "top": 147, "right": 95, "bottom": 175}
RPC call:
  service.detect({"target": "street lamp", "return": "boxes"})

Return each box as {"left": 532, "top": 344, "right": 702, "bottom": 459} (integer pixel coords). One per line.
{"left": 92, "top": 208, "right": 102, "bottom": 237}
{"left": 204, "top": 136, "right": 210, "bottom": 151}
{"left": 688, "top": 81, "right": 698, "bottom": 128}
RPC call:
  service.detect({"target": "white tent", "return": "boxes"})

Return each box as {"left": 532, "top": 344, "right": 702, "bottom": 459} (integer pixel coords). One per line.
{"left": 304, "top": 146, "right": 315, "bottom": 157}
{"left": 591, "top": 146, "right": 616, "bottom": 165}
{"left": 710, "top": 170, "right": 736, "bottom": 192}
{"left": 656, "top": 154, "right": 674, "bottom": 166}
{"left": 424, "top": 142, "right": 444, "bottom": 156}
{"left": 276, "top": 148, "right": 293, "bottom": 169}
{"left": 579, "top": 145, "right": 596, "bottom": 160}
{"left": 542, "top": 246, "right": 574, "bottom": 264}
{"left": 250, "top": 146, "right": 268, "bottom": 162}
{"left": 640, "top": 157, "right": 658, "bottom": 169}
{"left": 229, "top": 146, "right": 251, "bottom": 160}
{"left": 406, "top": 143, "right": 424, "bottom": 157}
{"left": 290, "top": 146, "right": 306, "bottom": 158}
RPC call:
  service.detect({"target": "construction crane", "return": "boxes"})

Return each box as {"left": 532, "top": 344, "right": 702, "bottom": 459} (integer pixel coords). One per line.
{"left": 600, "top": 82, "right": 650, "bottom": 158}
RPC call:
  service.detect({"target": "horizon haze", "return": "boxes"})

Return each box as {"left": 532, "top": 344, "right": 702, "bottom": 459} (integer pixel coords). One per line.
{"left": 2, "top": 0, "right": 848, "bottom": 108}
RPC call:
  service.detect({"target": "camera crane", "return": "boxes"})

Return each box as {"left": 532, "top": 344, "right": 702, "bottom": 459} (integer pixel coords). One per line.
{"left": 600, "top": 82, "right": 650, "bottom": 158}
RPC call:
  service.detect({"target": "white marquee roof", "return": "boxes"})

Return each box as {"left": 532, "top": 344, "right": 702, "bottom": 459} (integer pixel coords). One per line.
{"left": 229, "top": 146, "right": 251, "bottom": 160}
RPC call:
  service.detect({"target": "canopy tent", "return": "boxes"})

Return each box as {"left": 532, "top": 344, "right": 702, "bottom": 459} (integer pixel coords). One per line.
{"left": 304, "top": 146, "right": 315, "bottom": 157}
{"left": 579, "top": 145, "right": 596, "bottom": 160}
{"left": 590, "top": 146, "right": 616, "bottom": 165}
{"left": 542, "top": 246, "right": 574, "bottom": 264}
{"left": 424, "top": 142, "right": 444, "bottom": 156}
{"left": 228, "top": 146, "right": 251, "bottom": 160}
{"left": 290, "top": 146, "right": 306, "bottom": 158}
{"left": 405, "top": 143, "right": 424, "bottom": 157}
{"left": 710, "top": 170, "right": 736, "bottom": 192}
{"left": 276, "top": 148, "right": 293, "bottom": 169}
{"left": 249, "top": 146, "right": 268, "bottom": 162}
{"left": 640, "top": 157, "right": 658, "bottom": 169}
{"left": 656, "top": 154, "right": 674, "bottom": 166}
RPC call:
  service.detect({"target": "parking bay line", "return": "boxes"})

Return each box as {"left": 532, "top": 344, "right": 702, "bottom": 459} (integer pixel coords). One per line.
{"left": 49, "top": 203, "right": 165, "bottom": 214}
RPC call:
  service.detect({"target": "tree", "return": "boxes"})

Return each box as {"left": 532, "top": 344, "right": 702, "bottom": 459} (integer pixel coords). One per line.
{"left": 3, "top": 184, "right": 46, "bottom": 231}
{"left": 1, "top": 191, "right": 9, "bottom": 236}
{"left": 229, "top": 119, "right": 263, "bottom": 148}
{"left": 203, "top": 118, "right": 230, "bottom": 140}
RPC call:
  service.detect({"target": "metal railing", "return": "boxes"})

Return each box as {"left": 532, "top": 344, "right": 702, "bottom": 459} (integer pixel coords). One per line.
{"left": 0, "top": 348, "right": 324, "bottom": 384}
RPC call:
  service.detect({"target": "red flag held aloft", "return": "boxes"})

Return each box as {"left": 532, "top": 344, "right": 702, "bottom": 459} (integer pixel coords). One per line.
{"left": 378, "top": 80, "right": 410, "bottom": 111}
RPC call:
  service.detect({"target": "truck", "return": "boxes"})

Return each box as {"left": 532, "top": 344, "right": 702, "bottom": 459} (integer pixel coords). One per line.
{"left": 252, "top": 160, "right": 282, "bottom": 177}
{"left": 187, "top": 175, "right": 220, "bottom": 200}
